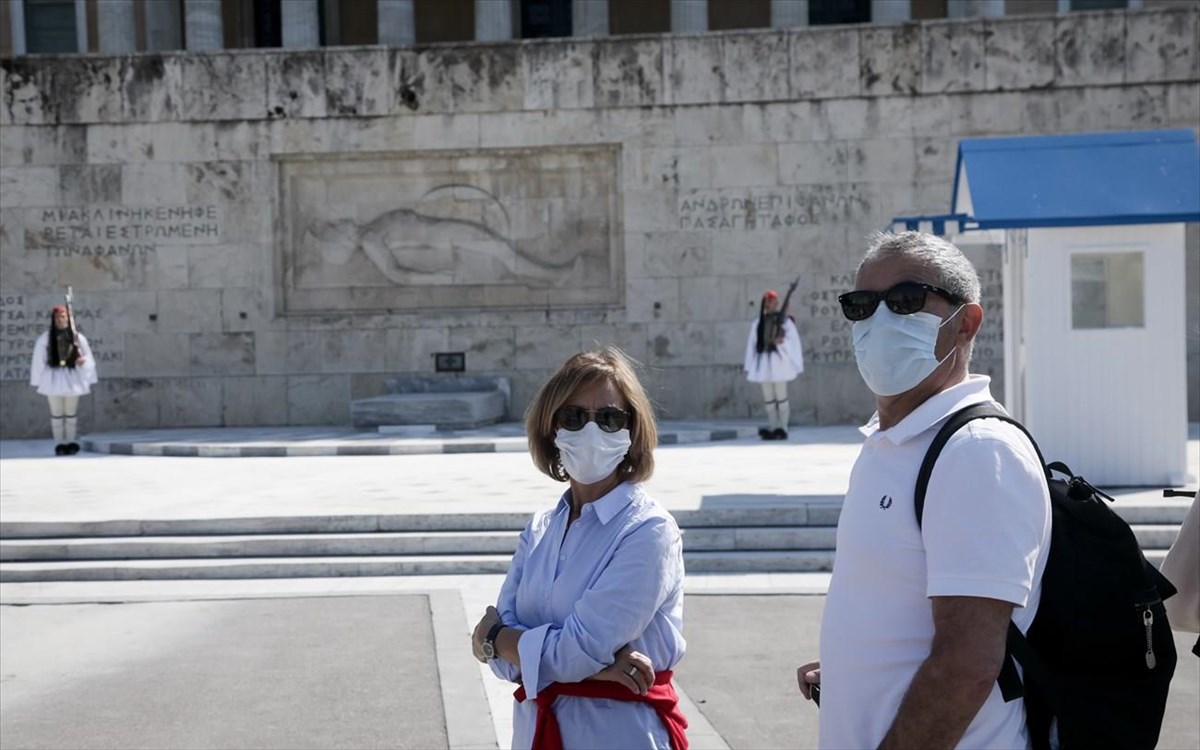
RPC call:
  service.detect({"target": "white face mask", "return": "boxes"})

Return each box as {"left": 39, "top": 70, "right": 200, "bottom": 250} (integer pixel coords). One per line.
{"left": 554, "top": 422, "right": 631, "bottom": 485}
{"left": 852, "top": 305, "right": 963, "bottom": 397}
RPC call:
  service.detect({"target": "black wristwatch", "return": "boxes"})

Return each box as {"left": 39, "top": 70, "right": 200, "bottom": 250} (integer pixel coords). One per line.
{"left": 481, "top": 622, "right": 506, "bottom": 660}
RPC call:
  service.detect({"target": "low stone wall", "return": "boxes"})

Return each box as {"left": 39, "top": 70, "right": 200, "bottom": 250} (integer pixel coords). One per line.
{"left": 1, "top": 6, "right": 1197, "bottom": 437}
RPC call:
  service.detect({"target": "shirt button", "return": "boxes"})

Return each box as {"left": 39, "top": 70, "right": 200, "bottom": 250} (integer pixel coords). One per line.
{"left": 559, "top": 555, "right": 566, "bottom": 561}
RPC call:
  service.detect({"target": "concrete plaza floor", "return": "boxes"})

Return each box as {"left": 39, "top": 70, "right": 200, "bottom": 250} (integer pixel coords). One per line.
{"left": 1, "top": 425, "right": 1197, "bottom": 749}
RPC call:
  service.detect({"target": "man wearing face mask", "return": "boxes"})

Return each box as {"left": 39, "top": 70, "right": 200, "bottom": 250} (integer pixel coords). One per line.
{"left": 796, "top": 232, "right": 1051, "bottom": 750}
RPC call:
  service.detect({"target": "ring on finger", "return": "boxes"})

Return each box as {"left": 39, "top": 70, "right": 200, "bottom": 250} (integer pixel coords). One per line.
{"left": 627, "top": 665, "right": 638, "bottom": 677}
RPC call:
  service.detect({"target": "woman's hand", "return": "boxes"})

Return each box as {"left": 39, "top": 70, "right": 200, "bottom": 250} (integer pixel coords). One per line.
{"left": 471, "top": 606, "right": 502, "bottom": 663}
{"left": 587, "top": 644, "right": 655, "bottom": 696}
{"left": 796, "top": 660, "right": 820, "bottom": 700}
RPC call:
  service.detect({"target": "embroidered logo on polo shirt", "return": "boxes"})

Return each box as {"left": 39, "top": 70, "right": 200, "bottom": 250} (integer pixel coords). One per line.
{"left": 879, "top": 495, "right": 893, "bottom": 509}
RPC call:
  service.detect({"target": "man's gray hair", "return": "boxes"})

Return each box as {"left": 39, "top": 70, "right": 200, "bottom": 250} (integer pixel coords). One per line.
{"left": 858, "top": 231, "right": 981, "bottom": 304}
{"left": 859, "top": 231, "right": 982, "bottom": 361}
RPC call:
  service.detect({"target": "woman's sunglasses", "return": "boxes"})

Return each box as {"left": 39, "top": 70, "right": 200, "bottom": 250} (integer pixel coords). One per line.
{"left": 837, "top": 282, "right": 963, "bottom": 322}
{"left": 555, "top": 405, "right": 631, "bottom": 433}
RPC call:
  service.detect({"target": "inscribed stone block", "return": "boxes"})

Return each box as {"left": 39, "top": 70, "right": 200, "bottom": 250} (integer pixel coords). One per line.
{"left": 859, "top": 24, "right": 920, "bottom": 97}
{"left": 984, "top": 17, "right": 1055, "bottom": 92}
{"left": 1054, "top": 12, "right": 1125, "bottom": 87}
{"left": 287, "top": 374, "right": 350, "bottom": 425}
{"left": 189, "top": 332, "right": 255, "bottom": 376}
{"left": 1126, "top": 8, "right": 1199, "bottom": 84}
{"left": 593, "top": 38, "right": 665, "bottom": 108}
{"left": 789, "top": 27, "right": 860, "bottom": 100}
{"left": 722, "top": 32, "right": 789, "bottom": 103}
{"left": 921, "top": 21, "right": 985, "bottom": 94}
{"left": 523, "top": 41, "right": 595, "bottom": 110}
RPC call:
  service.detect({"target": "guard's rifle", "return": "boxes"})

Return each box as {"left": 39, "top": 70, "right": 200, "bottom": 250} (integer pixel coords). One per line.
{"left": 765, "top": 277, "right": 801, "bottom": 344}
{"left": 62, "top": 285, "right": 80, "bottom": 366}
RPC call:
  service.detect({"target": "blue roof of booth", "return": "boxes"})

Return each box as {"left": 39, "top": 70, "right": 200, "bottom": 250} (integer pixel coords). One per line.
{"left": 948, "top": 129, "right": 1200, "bottom": 229}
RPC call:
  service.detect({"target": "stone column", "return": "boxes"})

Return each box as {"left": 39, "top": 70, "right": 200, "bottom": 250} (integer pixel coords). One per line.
{"left": 8, "top": 0, "right": 27, "bottom": 55}
{"left": 281, "top": 0, "right": 320, "bottom": 47}
{"left": 871, "top": 0, "right": 909, "bottom": 23}
{"left": 671, "top": 0, "right": 707, "bottom": 33}
{"left": 770, "top": 0, "right": 807, "bottom": 27}
{"left": 96, "top": 0, "right": 137, "bottom": 53}
{"left": 145, "top": 0, "right": 183, "bottom": 51}
{"left": 475, "top": 0, "right": 512, "bottom": 41}
{"left": 946, "top": 0, "right": 1005, "bottom": 18}
{"left": 184, "top": 0, "right": 223, "bottom": 50}
{"left": 378, "top": 0, "right": 416, "bottom": 45}
{"left": 573, "top": 0, "right": 608, "bottom": 36}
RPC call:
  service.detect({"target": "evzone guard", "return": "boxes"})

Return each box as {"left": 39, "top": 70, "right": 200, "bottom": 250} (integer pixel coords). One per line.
{"left": 28, "top": 288, "right": 98, "bottom": 455}
{"left": 744, "top": 282, "right": 805, "bottom": 441}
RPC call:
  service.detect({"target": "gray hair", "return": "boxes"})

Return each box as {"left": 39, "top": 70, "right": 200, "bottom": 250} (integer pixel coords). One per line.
{"left": 858, "top": 231, "right": 981, "bottom": 304}
{"left": 858, "top": 231, "right": 982, "bottom": 361}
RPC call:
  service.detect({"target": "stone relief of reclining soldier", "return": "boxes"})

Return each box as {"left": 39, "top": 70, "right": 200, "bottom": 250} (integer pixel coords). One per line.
{"left": 304, "top": 186, "right": 585, "bottom": 287}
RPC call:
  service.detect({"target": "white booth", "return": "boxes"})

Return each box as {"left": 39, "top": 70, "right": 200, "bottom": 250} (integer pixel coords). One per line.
{"left": 893, "top": 130, "right": 1200, "bottom": 487}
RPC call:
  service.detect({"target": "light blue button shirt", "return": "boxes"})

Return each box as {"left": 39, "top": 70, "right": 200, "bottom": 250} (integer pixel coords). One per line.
{"left": 488, "top": 481, "right": 687, "bottom": 750}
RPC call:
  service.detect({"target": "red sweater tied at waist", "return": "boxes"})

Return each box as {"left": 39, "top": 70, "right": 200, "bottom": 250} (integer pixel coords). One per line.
{"left": 513, "top": 670, "right": 688, "bottom": 750}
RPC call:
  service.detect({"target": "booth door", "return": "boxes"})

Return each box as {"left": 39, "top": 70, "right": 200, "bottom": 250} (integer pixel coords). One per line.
{"left": 1022, "top": 224, "right": 1187, "bottom": 486}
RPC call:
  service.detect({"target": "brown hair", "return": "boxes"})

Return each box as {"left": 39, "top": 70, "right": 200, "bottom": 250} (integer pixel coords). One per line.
{"left": 525, "top": 346, "right": 658, "bottom": 484}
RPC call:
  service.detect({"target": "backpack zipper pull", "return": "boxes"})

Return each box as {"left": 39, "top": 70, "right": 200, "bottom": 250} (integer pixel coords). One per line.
{"left": 1142, "top": 608, "right": 1157, "bottom": 670}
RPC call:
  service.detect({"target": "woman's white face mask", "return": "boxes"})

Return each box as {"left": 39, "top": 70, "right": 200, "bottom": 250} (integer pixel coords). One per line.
{"left": 554, "top": 422, "right": 631, "bottom": 485}
{"left": 852, "top": 305, "right": 963, "bottom": 397}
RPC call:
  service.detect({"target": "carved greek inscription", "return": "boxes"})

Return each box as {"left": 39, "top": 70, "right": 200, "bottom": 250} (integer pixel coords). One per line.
{"left": 25, "top": 206, "right": 222, "bottom": 257}
{"left": 678, "top": 189, "right": 870, "bottom": 230}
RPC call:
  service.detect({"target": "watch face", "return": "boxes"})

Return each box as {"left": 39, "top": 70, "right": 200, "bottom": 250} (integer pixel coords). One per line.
{"left": 481, "top": 641, "right": 495, "bottom": 660}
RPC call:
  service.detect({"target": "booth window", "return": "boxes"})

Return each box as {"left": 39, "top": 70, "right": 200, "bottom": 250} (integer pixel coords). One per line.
{"left": 1070, "top": 252, "right": 1145, "bottom": 329}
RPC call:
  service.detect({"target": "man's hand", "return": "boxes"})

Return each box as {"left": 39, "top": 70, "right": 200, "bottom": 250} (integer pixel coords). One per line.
{"left": 471, "top": 605, "right": 502, "bottom": 663}
{"left": 796, "top": 660, "right": 820, "bottom": 701}
{"left": 587, "top": 644, "right": 655, "bottom": 695}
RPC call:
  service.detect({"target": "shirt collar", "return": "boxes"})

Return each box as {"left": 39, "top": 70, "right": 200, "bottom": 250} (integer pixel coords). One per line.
{"left": 860, "top": 374, "right": 996, "bottom": 446}
{"left": 555, "top": 481, "right": 638, "bottom": 525}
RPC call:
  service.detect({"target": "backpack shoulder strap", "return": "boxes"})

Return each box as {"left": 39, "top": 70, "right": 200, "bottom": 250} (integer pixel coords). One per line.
{"left": 913, "top": 400, "right": 1052, "bottom": 705}
{"left": 914, "top": 401, "right": 1048, "bottom": 528}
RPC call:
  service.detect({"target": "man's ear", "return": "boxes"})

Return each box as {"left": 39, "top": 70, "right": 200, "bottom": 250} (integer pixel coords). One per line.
{"left": 959, "top": 303, "right": 984, "bottom": 344}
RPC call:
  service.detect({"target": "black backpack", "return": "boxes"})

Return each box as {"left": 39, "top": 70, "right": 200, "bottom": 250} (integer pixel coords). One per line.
{"left": 915, "top": 402, "right": 1178, "bottom": 750}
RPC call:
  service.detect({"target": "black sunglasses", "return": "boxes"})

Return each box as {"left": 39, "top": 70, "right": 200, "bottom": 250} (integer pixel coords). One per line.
{"left": 837, "top": 282, "right": 963, "bottom": 322}
{"left": 555, "top": 405, "right": 632, "bottom": 433}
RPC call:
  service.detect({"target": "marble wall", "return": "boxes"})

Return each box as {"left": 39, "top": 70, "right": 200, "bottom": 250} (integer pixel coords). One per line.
{"left": 1, "top": 6, "right": 1197, "bottom": 437}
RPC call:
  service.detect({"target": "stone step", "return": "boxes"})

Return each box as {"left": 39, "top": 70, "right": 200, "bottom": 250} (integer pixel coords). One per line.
{"left": 0, "top": 550, "right": 843, "bottom": 582}
{"left": 0, "top": 527, "right": 847, "bottom": 562}
{"left": 1, "top": 501, "right": 1186, "bottom": 540}
{"left": 0, "top": 548, "right": 1171, "bottom": 583}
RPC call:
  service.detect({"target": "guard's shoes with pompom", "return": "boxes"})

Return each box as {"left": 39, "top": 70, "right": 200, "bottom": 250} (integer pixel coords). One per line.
{"left": 66, "top": 442, "right": 80, "bottom": 455}
{"left": 772, "top": 428, "right": 788, "bottom": 440}
{"left": 53, "top": 444, "right": 67, "bottom": 456}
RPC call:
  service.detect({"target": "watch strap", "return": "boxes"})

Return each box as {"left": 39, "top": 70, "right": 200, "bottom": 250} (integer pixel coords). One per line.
{"left": 485, "top": 622, "right": 506, "bottom": 649}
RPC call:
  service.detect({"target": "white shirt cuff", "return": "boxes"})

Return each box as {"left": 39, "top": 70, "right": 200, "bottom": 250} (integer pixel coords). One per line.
{"left": 927, "top": 576, "right": 1031, "bottom": 607}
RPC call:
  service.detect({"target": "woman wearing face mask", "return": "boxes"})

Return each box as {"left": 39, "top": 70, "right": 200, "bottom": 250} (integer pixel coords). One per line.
{"left": 470, "top": 346, "right": 688, "bottom": 750}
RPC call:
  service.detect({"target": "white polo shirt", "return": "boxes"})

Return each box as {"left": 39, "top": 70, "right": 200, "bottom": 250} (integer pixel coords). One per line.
{"left": 818, "top": 375, "right": 1051, "bottom": 750}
